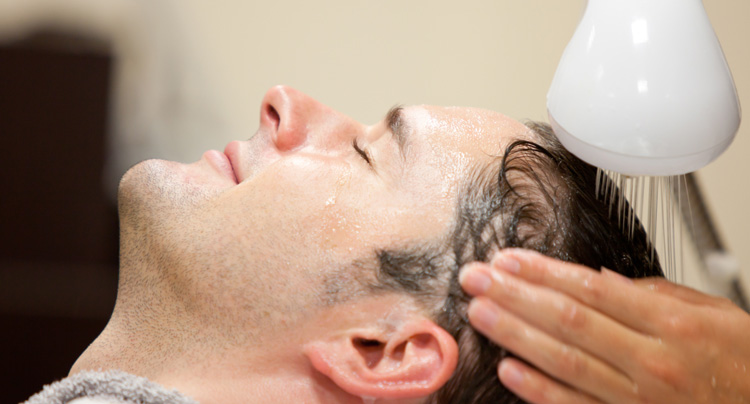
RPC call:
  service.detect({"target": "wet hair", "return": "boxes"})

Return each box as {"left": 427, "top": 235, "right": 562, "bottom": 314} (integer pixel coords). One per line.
{"left": 370, "top": 121, "right": 663, "bottom": 403}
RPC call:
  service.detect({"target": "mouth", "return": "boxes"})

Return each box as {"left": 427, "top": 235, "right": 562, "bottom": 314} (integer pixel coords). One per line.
{"left": 203, "top": 149, "right": 239, "bottom": 184}
{"left": 223, "top": 141, "right": 243, "bottom": 183}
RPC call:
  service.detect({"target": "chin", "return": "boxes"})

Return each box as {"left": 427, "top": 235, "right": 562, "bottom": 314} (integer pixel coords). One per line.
{"left": 120, "top": 159, "right": 227, "bottom": 214}
{"left": 119, "top": 159, "right": 170, "bottom": 214}
{"left": 117, "top": 159, "right": 191, "bottom": 231}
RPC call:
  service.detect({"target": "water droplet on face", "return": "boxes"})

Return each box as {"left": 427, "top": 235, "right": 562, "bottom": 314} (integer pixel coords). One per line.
{"left": 711, "top": 376, "right": 717, "bottom": 388}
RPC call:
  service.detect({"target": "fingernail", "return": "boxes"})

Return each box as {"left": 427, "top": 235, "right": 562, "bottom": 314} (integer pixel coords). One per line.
{"left": 469, "top": 299, "right": 500, "bottom": 329}
{"left": 460, "top": 267, "right": 492, "bottom": 295}
{"left": 601, "top": 267, "right": 633, "bottom": 284}
{"left": 499, "top": 361, "right": 524, "bottom": 387}
{"left": 494, "top": 255, "right": 520, "bottom": 274}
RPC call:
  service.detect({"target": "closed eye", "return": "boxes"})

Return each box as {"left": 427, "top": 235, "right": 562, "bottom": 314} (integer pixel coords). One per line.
{"left": 352, "top": 139, "right": 372, "bottom": 166}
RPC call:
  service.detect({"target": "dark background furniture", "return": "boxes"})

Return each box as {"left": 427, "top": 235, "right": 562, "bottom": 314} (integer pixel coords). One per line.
{"left": 0, "top": 31, "right": 119, "bottom": 402}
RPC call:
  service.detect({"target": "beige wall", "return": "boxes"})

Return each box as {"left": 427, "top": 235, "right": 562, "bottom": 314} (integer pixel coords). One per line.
{"left": 1, "top": 0, "right": 747, "bottom": 295}
{"left": 695, "top": 1, "right": 750, "bottom": 295}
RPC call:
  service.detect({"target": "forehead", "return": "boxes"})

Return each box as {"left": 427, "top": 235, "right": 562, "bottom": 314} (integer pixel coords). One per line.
{"left": 379, "top": 105, "right": 534, "bottom": 231}
{"left": 404, "top": 105, "right": 534, "bottom": 160}
{"left": 394, "top": 105, "right": 535, "bottom": 189}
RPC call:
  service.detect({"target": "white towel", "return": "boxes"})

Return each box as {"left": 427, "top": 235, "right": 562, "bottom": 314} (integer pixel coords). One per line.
{"left": 22, "top": 370, "right": 197, "bottom": 404}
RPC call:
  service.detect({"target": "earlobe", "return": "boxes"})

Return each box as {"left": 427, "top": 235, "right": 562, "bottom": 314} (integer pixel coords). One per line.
{"left": 304, "top": 319, "right": 458, "bottom": 399}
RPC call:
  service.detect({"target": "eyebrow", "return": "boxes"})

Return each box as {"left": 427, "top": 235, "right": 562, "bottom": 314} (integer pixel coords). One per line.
{"left": 385, "top": 105, "right": 408, "bottom": 158}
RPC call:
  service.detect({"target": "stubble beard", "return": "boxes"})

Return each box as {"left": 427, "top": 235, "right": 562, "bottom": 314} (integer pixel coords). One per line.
{"left": 110, "top": 160, "right": 228, "bottom": 368}
{"left": 114, "top": 160, "right": 307, "bottom": 347}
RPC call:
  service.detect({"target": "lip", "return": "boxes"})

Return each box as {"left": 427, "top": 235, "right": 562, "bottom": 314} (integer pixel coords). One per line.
{"left": 223, "top": 141, "right": 243, "bottom": 183}
{"left": 203, "top": 149, "right": 238, "bottom": 184}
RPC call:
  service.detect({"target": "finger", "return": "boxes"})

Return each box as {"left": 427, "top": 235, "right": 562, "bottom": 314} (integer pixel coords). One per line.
{"left": 632, "top": 276, "right": 725, "bottom": 306}
{"left": 498, "top": 358, "right": 603, "bottom": 404}
{"left": 599, "top": 267, "right": 634, "bottom": 285}
{"left": 462, "top": 264, "right": 653, "bottom": 375}
{"left": 489, "top": 249, "right": 673, "bottom": 335}
{"left": 468, "top": 298, "right": 636, "bottom": 403}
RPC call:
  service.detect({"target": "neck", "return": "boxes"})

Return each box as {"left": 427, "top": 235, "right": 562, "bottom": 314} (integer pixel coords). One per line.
{"left": 73, "top": 329, "right": 360, "bottom": 404}
{"left": 156, "top": 349, "right": 361, "bottom": 404}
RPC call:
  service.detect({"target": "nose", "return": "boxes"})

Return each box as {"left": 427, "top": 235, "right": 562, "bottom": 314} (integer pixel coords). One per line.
{"left": 259, "top": 85, "right": 363, "bottom": 152}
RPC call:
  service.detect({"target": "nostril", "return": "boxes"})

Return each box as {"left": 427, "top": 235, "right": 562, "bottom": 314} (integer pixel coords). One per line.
{"left": 265, "top": 104, "right": 280, "bottom": 131}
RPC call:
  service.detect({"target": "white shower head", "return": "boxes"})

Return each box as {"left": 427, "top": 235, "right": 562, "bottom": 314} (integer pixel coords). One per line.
{"left": 547, "top": 0, "right": 741, "bottom": 176}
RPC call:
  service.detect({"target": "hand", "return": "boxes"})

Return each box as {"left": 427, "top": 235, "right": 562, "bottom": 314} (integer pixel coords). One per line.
{"left": 459, "top": 248, "right": 750, "bottom": 404}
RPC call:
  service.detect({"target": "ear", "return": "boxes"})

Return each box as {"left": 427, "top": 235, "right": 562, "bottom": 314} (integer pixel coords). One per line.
{"left": 304, "top": 318, "right": 458, "bottom": 400}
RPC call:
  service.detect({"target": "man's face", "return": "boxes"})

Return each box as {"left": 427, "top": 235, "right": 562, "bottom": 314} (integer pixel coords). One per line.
{"left": 118, "top": 86, "right": 533, "bottom": 342}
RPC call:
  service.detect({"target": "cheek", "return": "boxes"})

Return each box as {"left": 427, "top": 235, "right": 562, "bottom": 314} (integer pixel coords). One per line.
{"left": 320, "top": 190, "right": 455, "bottom": 258}
{"left": 314, "top": 182, "right": 393, "bottom": 254}
{"left": 246, "top": 156, "right": 353, "bottom": 204}
{"left": 318, "top": 199, "right": 391, "bottom": 253}
{"left": 216, "top": 156, "right": 363, "bottom": 246}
